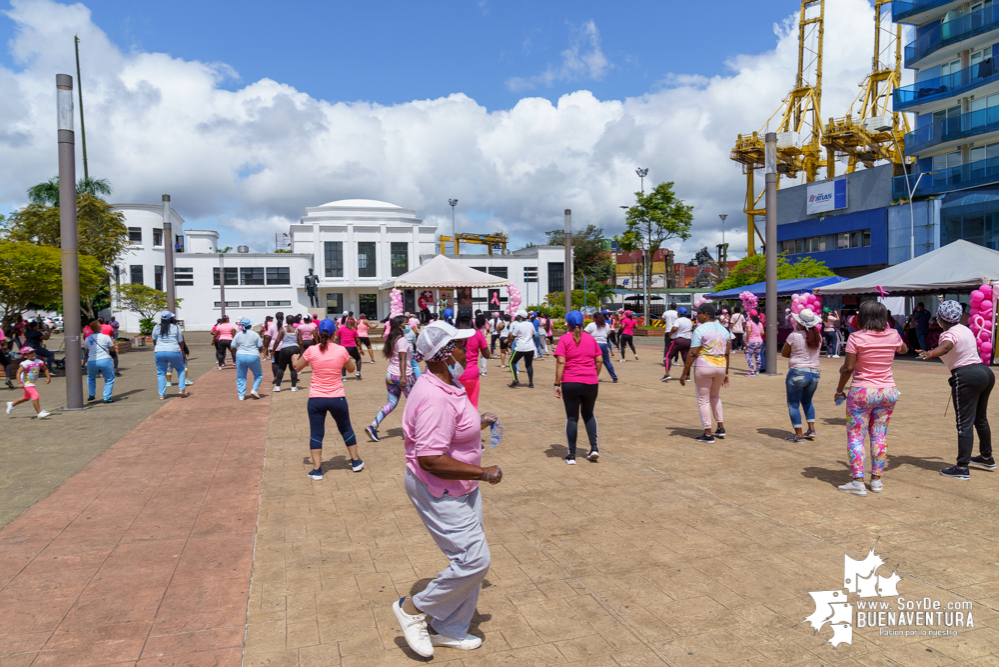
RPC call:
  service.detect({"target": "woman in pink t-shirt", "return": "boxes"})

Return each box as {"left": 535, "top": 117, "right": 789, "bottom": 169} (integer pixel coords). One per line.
{"left": 212, "top": 316, "right": 237, "bottom": 369}
{"left": 834, "top": 301, "right": 907, "bottom": 496}
{"left": 292, "top": 319, "right": 362, "bottom": 478}
{"left": 357, "top": 314, "right": 376, "bottom": 364}
{"left": 744, "top": 314, "right": 765, "bottom": 376}
{"left": 457, "top": 314, "right": 491, "bottom": 409}
{"left": 554, "top": 310, "right": 603, "bottom": 464}
{"left": 918, "top": 300, "right": 995, "bottom": 479}
{"left": 335, "top": 317, "right": 362, "bottom": 380}
{"left": 296, "top": 315, "right": 317, "bottom": 352}
{"left": 618, "top": 311, "right": 638, "bottom": 362}
{"left": 364, "top": 316, "right": 416, "bottom": 442}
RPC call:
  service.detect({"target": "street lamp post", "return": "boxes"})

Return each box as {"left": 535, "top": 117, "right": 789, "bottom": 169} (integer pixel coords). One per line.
{"left": 163, "top": 195, "right": 176, "bottom": 315}
{"left": 635, "top": 168, "right": 650, "bottom": 319}
{"left": 448, "top": 198, "right": 458, "bottom": 253}
{"left": 719, "top": 214, "right": 727, "bottom": 245}
{"left": 219, "top": 251, "right": 226, "bottom": 319}
{"left": 886, "top": 133, "right": 935, "bottom": 262}
{"left": 764, "top": 132, "right": 778, "bottom": 377}
{"left": 564, "top": 209, "right": 573, "bottom": 315}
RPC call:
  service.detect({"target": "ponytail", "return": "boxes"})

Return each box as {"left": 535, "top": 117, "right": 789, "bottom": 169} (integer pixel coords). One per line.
{"left": 318, "top": 330, "right": 331, "bottom": 352}
{"left": 805, "top": 326, "right": 822, "bottom": 349}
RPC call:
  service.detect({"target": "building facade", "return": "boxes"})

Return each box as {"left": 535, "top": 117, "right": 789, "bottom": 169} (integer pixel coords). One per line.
{"left": 892, "top": 0, "right": 999, "bottom": 259}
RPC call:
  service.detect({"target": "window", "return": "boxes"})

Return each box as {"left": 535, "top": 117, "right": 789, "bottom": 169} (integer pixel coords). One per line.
{"left": 472, "top": 266, "right": 487, "bottom": 273}
{"left": 240, "top": 267, "right": 265, "bottom": 285}
{"left": 213, "top": 267, "right": 238, "bottom": 285}
{"left": 267, "top": 300, "right": 291, "bottom": 307}
{"left": 266, "top": 267, "right": 290, "bottom": 285}
{"left": 357, "top": 242, "right": 377, "bottom": 278}
{"left": 175, "top": 234, "right": 185, "bottom": 253}
{"left": 154, "top": 265, "right": 164, "bottom": 291}
{"left": 807, "top": 236, "right": 825, "bottom": 252}
{"left": 359, "top": 293, "right": 378, "bottom": 319}
{"left": 153, "top": 228, "right": 163, "bottom": 247}
{"left": 838, "top": 233, "right": 850, "bottom": 250}
{"left": 241, "top": 301, "right": 266, "bottom": 307}
{"left": 488, "top": 266, "right": 508, "bottom": 279}
{"left": 863, "top": 230, "right": 872, "bottom": 247}
{"left": 548, "top": 262, "right": 564, "bottom": 294}
{"left": 391, "top": 242, "right": 408, "bottom": 277}
{"left": 794, "top": 239, "right": 805, "bottom": 254}
{"left": 324, "top": 241, "right": 343, "bottom": 278}
{"left": 524, "top": 266, "right": 538, "bottom": 283}
{"left": 174, "top": 267, "right": 193, "bottom": 286}
{"left": 130, "top": 265, "right": 144, "bottom": 285}
{"left": 214, "top": 301, "right": 240, "bottom": 308}
{"left": 128, "top": 227, "right": 142, "bottom": 244}
{"left": 941, "top": 57, "right": 962, "bottom": 77}
{"left": 326, "top": 292, "right": 343, "bottom": 315}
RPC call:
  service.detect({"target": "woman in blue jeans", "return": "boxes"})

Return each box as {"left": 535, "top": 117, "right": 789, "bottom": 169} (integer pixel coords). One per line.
{"left": 584, "top": 312, "right": 618, "bottom": 382}
{"left": 781, "top": 308, "right": 823, "bottom": 443}
{"left": 84, "top": 318, "right": 117, "bottom": 403}
{"left": 231, "top": 318, "right": 264, "bottom": 400}
{"left": 152, "top": 311, "right": 189, "bottom": 400}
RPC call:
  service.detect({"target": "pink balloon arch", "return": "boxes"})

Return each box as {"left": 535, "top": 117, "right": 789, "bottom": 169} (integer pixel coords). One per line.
{"left": 969, "top": 283, "right": 996, "bottom": 365}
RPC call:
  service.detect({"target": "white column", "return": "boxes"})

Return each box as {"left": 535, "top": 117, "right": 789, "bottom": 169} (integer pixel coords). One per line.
{"left": 312, "top": 222, "right": 321, "bottom": 278}
{"left": 380, "top": 223, "right": 389, "bottom": 281}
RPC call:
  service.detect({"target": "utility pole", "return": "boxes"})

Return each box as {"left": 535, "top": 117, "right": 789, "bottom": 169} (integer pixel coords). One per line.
{"left": 564, "top": 209, "right": 573, "bottom": 314}
{"left": 219, "top": 251, "right": 227, "bottom": 319}
{"left": 163, "top": 195, "right": 176, "bottom": 315}
{"left": 74, "top": 36, "right": 88, "bottom": 181}
{"left": 764, "top": 133, "right": 779, "bottom": 377}
{"left": 636, "top": 168, "right": 650, "bottom": 319}
{"left": 57, "top": 74, "right": 85, "bottom": 410}
{"left": 448, "top": 198, "right": 458, "bottom": 254}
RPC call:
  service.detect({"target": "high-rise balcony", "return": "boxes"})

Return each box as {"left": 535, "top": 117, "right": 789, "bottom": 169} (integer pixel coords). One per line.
{"left": 892, "top": 157, "right": 999, "bottom": 198}
{"left": 905, "top": 5, "right": 999, "bottom": 67}
{"left": 893, "top": 0, "right": 962, "bottom": 24}
{"left": 895, "top": 59, "right": 999, "bottom": 110}
{"left": 905, "top": 106, "right": 999, "bottom": 154}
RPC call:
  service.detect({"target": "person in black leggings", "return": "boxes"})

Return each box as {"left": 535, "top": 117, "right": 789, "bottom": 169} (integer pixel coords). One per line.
{"left": 554, "top": 310, "right": 603, "bottom": 464}
{"left": 272, "top": 316, "right": 301, "bottom": 391}
{"left": 505, "top": 310, "right": 535, "bottom": 388}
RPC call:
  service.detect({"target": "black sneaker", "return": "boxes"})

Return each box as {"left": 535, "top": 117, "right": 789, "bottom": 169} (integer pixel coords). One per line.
{"left": 307, "top": 468, "right": 323, "bottom": 480}
{"left": 528, "top": 383, "right": 534, "bottom": 389}
{"left": 87, "top": 395, "right": 95, "bottom": 401}
{"left": 970, "top": 455, "right": 996, "bottom": 470}
{"left": 661, "top": 375, "right": 671, "bottom": 382}
{"left": 714, "top": 428, "right": 726, "bottom": 439}
{"left": 586, "top": 449, "right": 599, "bottom": 461}
{"left": 508, "top": 381, "right": 520, "bottom": 388}
{"left": 351, "top": 459, "right": 365, "bottom": 472}
{"left": 365, "top": 426, "right": 381, "bottom": 442}
{"left": 694, "top": 433, "right": 715, "bottom": 444}
{"left": 940, "top": 465, "right": 970, "bottom": 480}
{"left": 564, "top": 456, "right": 576, "bottom": 465}
{"left": 612, "top": 378, "right": 618, "bottom": 383}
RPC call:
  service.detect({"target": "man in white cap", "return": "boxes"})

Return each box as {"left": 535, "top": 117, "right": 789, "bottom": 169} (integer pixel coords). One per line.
{"left": 504, "top": 309, "right": 536, "bottom": 388}
{"left": 393, "top": 320, "right": 501, "bottom": 657}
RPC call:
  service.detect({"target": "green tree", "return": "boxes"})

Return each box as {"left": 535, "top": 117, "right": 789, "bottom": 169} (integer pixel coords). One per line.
{"left": 714, "top": 253, "right": 837, "bottom": 291}
{"left": 545, "top": 287, "right": 614, "bottom": 311}
{"left": 115, "top": 283, "right": 182, "bottom": 320}
{"left": 28, "top": 176, "right": 113, "bottom": 207}
{"left": 545, "top": 224, "right": 614, "bottom": 287}
{"left": 0, "top": 240, "right": 105, "bottom": 328}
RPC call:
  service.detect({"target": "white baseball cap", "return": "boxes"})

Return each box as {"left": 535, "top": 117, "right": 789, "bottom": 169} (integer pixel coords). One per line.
{"left": 415, "top": 320, "right": 475, "bottom": 360}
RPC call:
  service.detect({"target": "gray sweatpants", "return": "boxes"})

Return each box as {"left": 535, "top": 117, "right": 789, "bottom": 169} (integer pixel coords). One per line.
{"left": 406, "top": 468, "right": 491, "bottom": 638}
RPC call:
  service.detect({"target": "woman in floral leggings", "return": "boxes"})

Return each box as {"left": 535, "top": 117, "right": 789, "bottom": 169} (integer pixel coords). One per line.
{"left": 744, "top": 313, "right": 765, "bottom": 376}
{"left": 834, "top": 301, "right": 907, "bottom": 496}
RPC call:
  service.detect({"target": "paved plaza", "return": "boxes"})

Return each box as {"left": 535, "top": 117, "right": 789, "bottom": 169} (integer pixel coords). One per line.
{"left": 2, "top": 337, "right": 999, "bottom": 666}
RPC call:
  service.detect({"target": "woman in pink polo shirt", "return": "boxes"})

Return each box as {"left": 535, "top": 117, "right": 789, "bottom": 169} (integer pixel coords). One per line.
{"left": 554, "top": 310, "right": 603, "bottom": 463}
{"left": 618, "top": 310, "right": 638, "bottom": 362}
{"left": 834, "top": 301, "right": 908, "bottom": 496}
{"left": 392, "top": 321, "right": 501, "bottom": 659}
{"left": 458, "top": 313, "right": 491, "bottom": 409}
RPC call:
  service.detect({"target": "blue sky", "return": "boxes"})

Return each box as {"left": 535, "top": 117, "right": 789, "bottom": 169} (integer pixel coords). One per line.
{"left": 0, "top": 0, "right": 802, "bottom": 111}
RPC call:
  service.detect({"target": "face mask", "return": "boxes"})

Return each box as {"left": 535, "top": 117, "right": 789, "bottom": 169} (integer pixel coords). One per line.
{"left": 445, "top": 355, "right": 464, "bottom": 383}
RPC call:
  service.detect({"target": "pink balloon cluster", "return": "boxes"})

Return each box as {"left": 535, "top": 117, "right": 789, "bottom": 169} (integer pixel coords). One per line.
{"left": 739, "top": 291, "right": 758, "bottom": 313}
{"left": 694, "top": 297, "right": 706, "bottom": 308}
{"left": 790, "top": 292, "right": 822, "bottom": 316}
{"left": 969, "top": 284, "right": 995, "bottom": 365}
{"left": 506, "top": 284, "right": 523, "bottom": 316}
{"left": 389, "top": 288, "right": 404, "bottom": 318}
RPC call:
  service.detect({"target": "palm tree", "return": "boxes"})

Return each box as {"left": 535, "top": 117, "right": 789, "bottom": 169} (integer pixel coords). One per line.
{"left": 27, "top": 177, "right": 113, "bottom": 207}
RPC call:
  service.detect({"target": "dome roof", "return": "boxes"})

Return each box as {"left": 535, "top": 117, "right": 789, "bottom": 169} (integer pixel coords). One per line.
{"left": 319, "top": 199, "right": 402, "bottom": 209}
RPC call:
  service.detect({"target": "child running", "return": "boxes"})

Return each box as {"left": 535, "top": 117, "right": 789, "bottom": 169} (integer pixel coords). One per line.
{"left": 6, "top": 347, "right": 52, "bottom": 418}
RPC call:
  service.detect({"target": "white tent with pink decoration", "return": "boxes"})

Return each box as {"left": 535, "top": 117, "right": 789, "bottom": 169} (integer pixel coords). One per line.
{"left": 378, "top": 254, "right": 510, "bottom": 291}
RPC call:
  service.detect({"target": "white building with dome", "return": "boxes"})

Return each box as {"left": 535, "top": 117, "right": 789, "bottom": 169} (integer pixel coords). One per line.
{"left": 109, "top": 198, "right": 438, "bottom": 332}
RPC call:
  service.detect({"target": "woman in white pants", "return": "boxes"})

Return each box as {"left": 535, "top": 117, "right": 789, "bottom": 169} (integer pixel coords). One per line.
{"left": 392, "top": 321, "right": 501, "bottom": 658}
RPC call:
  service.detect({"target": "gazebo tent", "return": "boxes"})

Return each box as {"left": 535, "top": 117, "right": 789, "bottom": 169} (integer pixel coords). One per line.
{"left": 705, "top": 276, "right": 849, "bottom": 300}
{"left": 378, "top": 254, "right": 510, "bottom": 290}
{"left": 815, "top": 240, "right": 999, "bottom": 295}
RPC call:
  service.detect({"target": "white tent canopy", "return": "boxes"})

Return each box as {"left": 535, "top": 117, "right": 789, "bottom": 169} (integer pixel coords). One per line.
{"left": 816, "top": 240, "right": 999, "bottom": 295}
{"left": 379, "top": 254, "right": 510, "bottom": 290}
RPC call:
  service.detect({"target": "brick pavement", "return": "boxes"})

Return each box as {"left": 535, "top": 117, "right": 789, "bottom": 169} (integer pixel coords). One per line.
{"left": 0, "top": 361, "right": 268, "bottom": 666}
{"left": 243, "top": 351, "right": 999, "bottom": 666}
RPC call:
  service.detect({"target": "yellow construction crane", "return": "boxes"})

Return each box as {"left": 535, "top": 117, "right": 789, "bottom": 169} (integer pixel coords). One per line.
{"left": 821, "top": 0, "right": 911, "bottom": 176}
{"left": 731, "top": 0, "right": 825, "bottom": 256}
{"left": 439, "top": 232, "right": 509, "bottom": 255}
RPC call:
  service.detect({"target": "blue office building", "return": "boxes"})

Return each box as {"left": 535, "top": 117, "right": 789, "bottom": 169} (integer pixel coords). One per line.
{"left": 892, "top": 0, "right": 999, "bottom": 260}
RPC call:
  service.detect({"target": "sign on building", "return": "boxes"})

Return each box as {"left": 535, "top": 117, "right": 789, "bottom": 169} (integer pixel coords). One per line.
{"left": 806, "top": 178, "right": 847, "bottom": 215}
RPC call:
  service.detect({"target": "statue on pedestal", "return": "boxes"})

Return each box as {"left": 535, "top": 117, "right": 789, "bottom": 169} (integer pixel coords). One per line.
{"left": 305, "top": 269, "right": 319, "bottom": 308}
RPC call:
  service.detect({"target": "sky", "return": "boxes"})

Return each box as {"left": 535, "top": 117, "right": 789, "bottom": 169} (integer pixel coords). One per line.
{"left": 0, "top": 0, "right": 898, "bottom": 259}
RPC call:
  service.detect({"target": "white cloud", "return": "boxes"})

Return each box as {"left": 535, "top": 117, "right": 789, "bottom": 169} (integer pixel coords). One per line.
{"left": 0, "top": 0, "right": 886, "bottom": 259}
{"left": 506, "top": 20, "right": 609, "bottom": 92}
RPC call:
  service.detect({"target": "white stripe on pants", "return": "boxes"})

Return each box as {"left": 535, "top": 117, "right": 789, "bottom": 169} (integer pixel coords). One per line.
{"left": 694, "top": 365, "right": 726, "bottom": 429}
{"left": 406, "top": 468, "right": 490, "bottom": 639}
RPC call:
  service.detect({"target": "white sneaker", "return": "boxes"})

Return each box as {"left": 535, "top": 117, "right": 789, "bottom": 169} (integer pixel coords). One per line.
{"left": 392, "top": 598, "right": 433, "bottom": 657}
{"left": 251, "top": 390, "right": 261, "bottom": 399}
{"left": 838, "top": 480, "right": 867, "bottom": 496}
{"left": 870, "top": 479, "right": 883, "bottom": 493}
{"left": 430, "top": 633, "right": 482, "bottom": 650}
{"left": 6, "top": 402, "right": 13, "bottom": 415}
{"left": 36, "top": 410, "right": 51, "bottom": 419}
{"left": 290, "top": 386, "right": 298, "bottom": 392}
{"left": 273, "top": 386, "right": 281, "bottom": 392}
{"left": 238, "top": 396, "right": 245, "bottom": 401}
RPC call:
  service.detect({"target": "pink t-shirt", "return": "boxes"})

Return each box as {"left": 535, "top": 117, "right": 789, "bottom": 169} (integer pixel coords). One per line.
{"left": 403, "top": 372, "right": 482, "bottom": 498}
{"left": 302, "top": 344, "right": 349, "bottom": 398}
{"left": 216, "top": 323, "right": 236, "bottom": 340}
{"left": 621, "top": 317, "right": 637, "bottom": 335}
{"left": 555, "top": 332, "right": 601, "bottom": 384}
{"left": 746, "top": 320, "right": 764, "bottom": 343}
{"left": 459, "top": 330, "right": 488, "bottom": 382}
{"left": 846, "top": 328, "right": 904, "bottom": 388}
{"left": 939, "top": 324, "right": 981, "bottom": 371}
{"left": 785, "top": 330, "right": 820, "bottom": 369}
{"left": 338, "top": 327, "right": 358, "bottom": 347}
{"left": 408, "top": 317, "right": 420, "bottom": 331}
{"left": 298, "top": 322, "right": 316, "bottom": 341}
{"left": 357, "top": 320, "right": 369, "bottom": 337}
{"left": 265, "top": 322, "right": 278, "bottom": 349}
{"left": 387, "top": 335, "right": 412, "bottom": 377}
